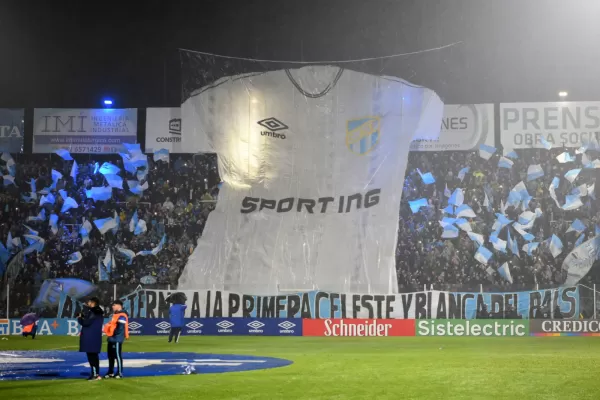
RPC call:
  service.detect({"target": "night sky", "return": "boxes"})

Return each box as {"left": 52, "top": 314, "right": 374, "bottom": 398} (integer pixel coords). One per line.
{"left": 1, "top": 0, "right": 599, "bottom": 108}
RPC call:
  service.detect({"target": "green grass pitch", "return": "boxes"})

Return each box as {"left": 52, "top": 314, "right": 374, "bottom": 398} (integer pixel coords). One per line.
{"left": 1, "top": 336, "right": 600, "bottom": 399}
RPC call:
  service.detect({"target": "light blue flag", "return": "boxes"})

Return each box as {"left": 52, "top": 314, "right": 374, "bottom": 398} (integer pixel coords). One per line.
{"left": 55, "top": 149, "right": 73, "bottom": 161}
{"left": 23, "top": 224, "right": 39, "bottom": 236}
{"left": 448, "top": 188, "right": 464, "bottom": 206}
{"left": 27, "top": 209, "right": 46, "bottom": 222}
{"left": 408, "top": 198, "right": 428, "bottom": 214}
{"left": 70, "top": 160, "right": 78, "bottom": 180}
{"left": 505, "top": 150, "right": 519, "bottom": 159}
{"left": 128, "top": 180, "right": 149, "bottom": 196}
{"left": 442, "top": 205, "right": 454, "bottom": 215}
{"left": 94, "top": 216, "right": 118, "bottom": 235}
{"left": 49, "top": 213, "right": 59, "bottom": 235}
{"left": 454, "top": 218, "right": 472, "bottom": 232}
{"left": 556, "top": 152, "right": 575, "bottom": 163}
{"left": 563, "top": 194, "right": 583, "bottom": 211}
{"left": 523, "top": 242, "right": 540, "bottom": 256}
{"left": 548, "top": 234, "right": 563, "bottom": 258}
{"left": 93, "top": 162, "right": 99, "bottom": 175}
{"left": 596, "top": 225, "right": 600, "bottom": 236}
{"left": 441, "top": 224, "right": 459, "bottom": 239}
{"left": 570, "top": 184, "right": 588, "bottom": 197}
{"left": 66, "top": 251, "right": 83, "bottom": 265}
{"left": 458, "top": 167, "right": 470, "bottom": 182}
{"left": 29, "top": 178, "right": 36, "bottom": 194}
{"left": 6, "top": 232, "right": 13, "bottom": 252}
{"left": 39, "top": 193, "right": 55, "bottom": 206}
{"left": 104, "top": 174, "right": 123, "bottom": 189}
{"left": 86, "top": 186, "right": 112, "bottom": 202}
{"left": 123, "top": 143, "right": 142, "bottom": 155}
{"left": 567, "top": 219, "right": 586, "bottom": 234}
{"left": 563, "top": 235, "right": 600, "bottom": 286}
{"left": 116, "top": 247, "right": 136, "bottom": 265}
{"left": 494, "top": 213, "right": 513, "bottom": 230}
{"left": 23, "top": 235, "right": 45, "bottom": 255}
{"left": 136, "top": 168, "right": 148, "bottom": 182}
{"left": 518, "top": 211, "right": 535, "bottom": 226}
{"left": 497, "top": 262, "right": 513, "bottom": 284}
{"left": 3, "top": 175, "right": 15, "bottom": 186}
{"left": 539, "top": 136, "right": 553, "bottom": 150}
{"left": 79, "top": 219, "right": 92, "bottom": 246}
{"left": 575, "top": 234, "right": 585, "bottom": 247}
{"left": 136, "top": 234, "right": 167, "bottom": 256}
{"left": 153, "top": 148, "right": 170, "bottom": 163}
{"left": 439, "top": 217, "right": 457, "bottom": 228}
{"left": 112, "top": 211, "right": 120, "bottom": 235}
{"left": 527, "top": 165, "right": 544, "bottom": 181}
{"left": 456, "top": 204, "right": 476, "bottom": 218}
{"left": 474, "top": 246, "right": 493, "bottom": 264}
{"left": 60, "top": 196, "right": 79, "bottom": 213}
{"left": 467, "top": 232, "right": 485, "bottom": 247}
{"left": 21, "top": 193, "right": 36, "bottom": 203}
{"left": 490, "top": 234, "right": 507, "bottom": 253}
{"left": 564, "top": 168, "right": 581, "bottom": 183}
{"left": 129, "top": 210, "right": 139, "bottom": 232}
{"left": 58, "top": 189, "right": 68, "bottom": 201}
{"left": 479, "top": 144, "right": 496, "bottom": 160}
{"left": 0, "top": 241, "right": 9, "bottom": 266}
{"left": 498, "top": 157, "right": 514, "bottom": 169}
{"left": 99, "top": 162, "right": 120, "bottom": 176}
{"left": 51, "top": 169, "right": 63, "bottom": 184}
{"left": 551, "top": 177, "right": 560, "bottom": 189}
{"left": 514, "top": 226, "right": 535, "bottom": 242}
{"left": 134, "top": 219, "right": 147, "bottom": 236}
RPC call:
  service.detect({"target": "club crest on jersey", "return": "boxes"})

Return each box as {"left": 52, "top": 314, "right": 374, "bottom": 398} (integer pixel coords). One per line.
{"left": 346, "top": 116, "right": 380, "bottom": 155}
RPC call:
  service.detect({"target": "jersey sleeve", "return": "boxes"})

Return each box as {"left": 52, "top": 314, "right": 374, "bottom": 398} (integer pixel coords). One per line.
{"left": 412, "top": 88, "right": 444, "bottom": 141}
{"left": 118, "top": 316, "right": 127, "bottom": 324}
{"left": 181, "top": 90, "right": 215, "bottom": 153}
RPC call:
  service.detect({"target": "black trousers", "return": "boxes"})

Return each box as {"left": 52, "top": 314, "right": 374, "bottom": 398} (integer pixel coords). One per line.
{"left": 86, "top": 352, "right": 100, "bottom": 376}
{"left": 169, "top": 327, "right": 182, "bottom": 343}
{"left": 22, "top": 324, "right": 37, "bottom": 339}
{"left": 107, "top": 342, "right": 124, "bottom": 375}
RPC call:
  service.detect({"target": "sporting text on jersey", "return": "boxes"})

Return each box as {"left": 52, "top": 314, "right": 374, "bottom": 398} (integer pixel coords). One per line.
{"left": 240, "top": 189, "right": 381, "bottom": 214}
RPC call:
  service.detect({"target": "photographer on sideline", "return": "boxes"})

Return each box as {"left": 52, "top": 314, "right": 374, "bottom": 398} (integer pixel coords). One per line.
{"left": 78, "top": 297, "right": 104, "bottom": 381}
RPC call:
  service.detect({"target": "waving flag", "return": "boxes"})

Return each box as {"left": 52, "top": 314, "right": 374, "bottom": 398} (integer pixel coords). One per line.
{"left": 70, "top": 160, "right": 78, "bottom": 180}
{"left": 564, "top": 168, "right": 581, "bottom": 183}
{"left": 51, "top": 169, "right": 63, "bottom": 184}
{"left": 99, "top": 162, "right": 120, "bottom": 175}
{"left": 570, "top": 184, "right": 588, "bottom": 197}
{"left": 514, "top": 226, "right": 535, "bottom": 242}
{"left": 549, "top": 177, "right": 561, "bottom": 207}
{"left": 444, "top": 184, "right": 451, "bottom": 198}
{"left": 27, "top": 208, "right": 46, "bottom": 222}
{"left": 454, "top": 218, "right": 472, "bottom": 232}
{"left": 504, "top": 150, "right": 519, "bottom": 159}
{"left": 562, "top": 195, "right": 583, "bottom": 211}
{"left": 527, "top": 165, "right": 544, "bottom": 182}
{"left": 123, "top": 143, "right": 142, "bottom": 155}
{"left": 55, "top": 148, "right": 73, "bottom": 160}
{"left": 154, "top": 148, "right": 170, "bottom": 163}
{"left": 539, "top": 136, "right": 552, "bottom": 150}
{"left": 133, "top": 219, "right": 147, "bottom": 236}
{"left": 94, "top": 216, "right": 118, "bottom": 235}
{"left": 456, "top": 204, "right": 476, "bottom": 218}
{"left": 448, "top": 188, "right": 464, "bottom": 207}
{"left": 60, "top": 196, "right": 79, "bottom": 213}
{"left": 458, "top": 167, "right": 469, "bottom": 182}
{"left": 79, "top": 219, "right": 93, "bottom": 246}
{"left": 2, "top": 153, "right": 16, "bottom": 176}
{"left": 483, "top": 192, "right": 491, "bottom": 211}
{"left": 497, "top": 262, "right": 513, "bottom": 284}
{"left": 575, "top": 234, "right": 585, "bottom": 247}
{"left": 23, "top": 224, "right": 39, "bottom": 236}
{"left": 567, "top": 219, "right": 586, "bottom": 234}
{"left": 86, "top": 186, "right": 112, "bottom": 202}
{"left": 3, "top": 175, "right": 15, "bottom": 186}
{"left": 474, "top": 246, "right": 493, "bottom": 265}
{"left": 66, "top": 251, "right": 83, "bottom": 265}
{"left": 136, "top": 168, "right": 148, "bottom": 182}
{"left": 49, "top": 213, "right": 59, "bottom": 235}
{"left": 93, "top": 162, "right": 99, "bottom": 175}
{"left": 439, "top": 217, "right": 457, "bottom": 228}
{"left": 441, "top": 224, "right": 459, "bottom": 239}
{"left": 523, "top": 242, "right": 540, "bottom": 256}
{"left": 556, "top": 152, "right": 575, "bottom": 163}
{"left": 548, "top": 234, "right": 564, "bottom": 258}
{"left": 408, "top": 198, "right": 428, "bottom": 214}
{"left": 492, "top": 213, "right": 513, "bottom": 233}
{"left": 498, "top": 157, "right": 514, "bottom": 169}
{"left": 129, "top": 210, "right": 139, "bottom": 232}
{"left": 137, "top": 235, "right": 167, "bottom": 257}
{"left": 490, "top": 235, "right": 507, "bottom": 253}
{"left": 116, "top": 247, "right": 136, "bottom": 265}
{"left": 39, "top": 193, "right": 55, "bottom": 206}
{"left": 518, "top": 211, "right": 536, "bottom": 227}
{"left": 467, "top": 232, "right": 485, "bottom": 247}
{"left": 563, "top": 235, "right": 600, "bottom": 286}
{"left": 128, "top": 180, "right": 149, "bottom": 195}
{"left": 112, "top": 210, "right": 120, "bottom": 235}
{"left": 479, "top": 144, "right": 496, "bottom": 160}
{"left": 29, "top": 178, "right": 36, "bottom": 194}
{"left": 23, "top": 235, "right": 45, "bottom": 255}
{"left": 104, "top": 174, "right": 123, "bottom": 189}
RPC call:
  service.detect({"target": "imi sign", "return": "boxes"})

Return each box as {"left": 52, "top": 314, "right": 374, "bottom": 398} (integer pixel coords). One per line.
{"left": 501, "top": 102, "right": 600, "bottom": 149}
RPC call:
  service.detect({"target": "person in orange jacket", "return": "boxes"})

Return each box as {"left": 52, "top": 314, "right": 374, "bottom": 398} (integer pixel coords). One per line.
{"left": 103, "top": 300, "right": 129, "bottom": 379}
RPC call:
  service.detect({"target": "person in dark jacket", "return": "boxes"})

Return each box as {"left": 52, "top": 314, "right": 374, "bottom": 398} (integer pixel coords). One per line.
{"left": 20, "top": 311, "right": 40, "bottom": 339}
{"left": 103, "top": 300, "right": 129, "bottom": 379}
{"left": 78, "top": 297, "right": 104, "bottom": 380}
{"left": 169, "top": 303, "right": 187, "bottom": 343}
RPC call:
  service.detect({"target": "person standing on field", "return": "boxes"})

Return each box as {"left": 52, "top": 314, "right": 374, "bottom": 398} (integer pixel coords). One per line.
{"left": 78, "top": 297, "right": 104, "bottom": 381}
{"left": 169, "top": 302, "right": 187, "bottom": 343}
{"left": 103, "top": 300, "right": 129, "bottom": 379}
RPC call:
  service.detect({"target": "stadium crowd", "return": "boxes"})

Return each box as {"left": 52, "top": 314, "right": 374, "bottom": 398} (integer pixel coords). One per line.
{"left": 1, "top": 144, "right": 600, "bottom": 316}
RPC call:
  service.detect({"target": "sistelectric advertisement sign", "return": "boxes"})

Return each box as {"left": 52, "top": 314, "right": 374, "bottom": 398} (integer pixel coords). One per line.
{"left": 302, "top": 319, "right": 415, "bottom": 337}
{"left": 0, "top": 108, "right": 24, "bottom": 153}
{"left": 145, "top": 107, "right": 183, "bottom": 153}
{"left": 33, "top": 108, "right": 138, "bottom": 154}
{"left": 416, "top": 320, "right": 529, "bottom": 337}
{"left": 500, "top": 102, "right": 600, "bottom": 149}
{"left": 410, "top": 104, "right": 494, "bottom": 151}
{"left": 530, "top": 319, "right": 600, "bottom": 336}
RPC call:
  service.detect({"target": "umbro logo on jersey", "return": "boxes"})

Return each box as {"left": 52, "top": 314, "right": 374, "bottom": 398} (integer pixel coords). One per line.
{"left": 258, "top": 118, "right": 288, "bottom": 139}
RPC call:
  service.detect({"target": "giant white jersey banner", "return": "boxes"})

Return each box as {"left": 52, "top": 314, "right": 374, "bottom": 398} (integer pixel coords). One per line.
{"left": 501, "top": 102, "right": 600, "bottom": 149}
{"left": 179, "top": 66, "right": 443, "bottom": 295}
